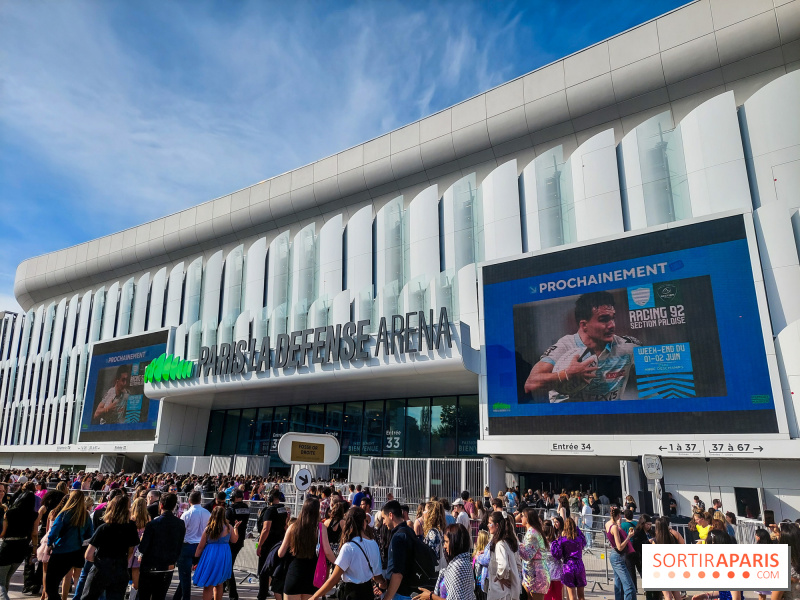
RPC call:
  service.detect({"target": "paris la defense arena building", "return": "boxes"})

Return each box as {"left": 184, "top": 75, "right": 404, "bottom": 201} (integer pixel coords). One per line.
{"left": 3, "top": 1, "right": 800, "bottom": 516}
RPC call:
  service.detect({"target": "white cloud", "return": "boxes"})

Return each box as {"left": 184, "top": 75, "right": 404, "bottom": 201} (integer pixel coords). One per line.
{"left": 0, "top": 0, "right": 527, "bottom": 302}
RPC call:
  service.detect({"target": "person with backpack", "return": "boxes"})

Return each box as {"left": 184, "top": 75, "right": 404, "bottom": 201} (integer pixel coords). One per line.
{"left": 308, "top": 507, "right": 385, "bottom": 600}
{"left": 380, "top": 500, "right": 437, "bottom": 600}
{"left": 256, "top": 490, "right": 288, "bottom": 600}
{"left": 423, "top": 502, "right": 448, "bottom": 574}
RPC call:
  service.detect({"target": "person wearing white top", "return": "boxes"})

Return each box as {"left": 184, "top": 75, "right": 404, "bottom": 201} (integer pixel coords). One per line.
{"left": 309, "top": 507, "right": 386, "bottom": 600}
{"left": 580, "top": 498, "right": 593, "bottom": 548}
{"left": 174, "top": 491, "right": 211, "bottom": 600}
{"left": 486, "top": 512, "right": 522, "bottom": 600}
{"left": 453, "top": 500, "right": 473, "bottom": 549}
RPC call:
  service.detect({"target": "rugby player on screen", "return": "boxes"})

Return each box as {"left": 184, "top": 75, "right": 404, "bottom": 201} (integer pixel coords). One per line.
{"left": 523, "top": 291, "right": 640, "bottom": 402}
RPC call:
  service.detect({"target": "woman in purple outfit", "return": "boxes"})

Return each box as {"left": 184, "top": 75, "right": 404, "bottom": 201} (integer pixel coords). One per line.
{"left": 549, "top": 517, "right": 587, "bottom": 600}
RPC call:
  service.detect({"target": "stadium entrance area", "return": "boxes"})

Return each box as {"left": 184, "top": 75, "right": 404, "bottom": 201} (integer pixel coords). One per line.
{"left": 518, "top": 472, "right": 622, "bottom": 502}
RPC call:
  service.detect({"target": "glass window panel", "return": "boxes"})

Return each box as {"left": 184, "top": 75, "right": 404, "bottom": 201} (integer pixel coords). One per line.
{"left": 431, "top": 397, "right": 458, "bottom": 457}
{"left": 457, "top": 395, "right": 479, "bottom": 456}
{"left": 405, "top": 398, "right": 430, "bottom": 458}
{"left": 289, "top": 406, "right": 307, "bottom": 432}
{"left": 341, "top": 402, "right": 363, "bottom": 457}
{"left": 307, "top": 404, "right": 325, "bottom": 434}
{"left": 219, "top": 409, "right": 240, "bottom": 455}
{"left": 362, "top": 400, "right": 384, "bottom": 456}
{"left": 270, "top": 406, "right": 290, "bottom": 457}
{"left": 254, "top": 407, "right": 273, "bottom": 456}
{"left": 384, "top": 399, "right": 406, "bottom": 457}
{"left": 324, "top": 403, "right": 343, "bottom": 440}
{"left": 236, "top": 408, "right": 257, "bottom": 455}
{"left": 205, "top": 410, "right": 225, "bottom": 455}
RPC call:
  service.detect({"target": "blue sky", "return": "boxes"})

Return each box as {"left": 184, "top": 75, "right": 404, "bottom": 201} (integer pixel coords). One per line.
{"left": 0, "top": 0, "right": 687, "bottom": 312}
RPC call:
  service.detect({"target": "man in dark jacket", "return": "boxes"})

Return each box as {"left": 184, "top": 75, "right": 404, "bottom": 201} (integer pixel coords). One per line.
{"left": 204, "top": 491, "right": 227, "bottom": 513}
{"left": 138, "top": 493, "right": 186, "bottom": 600}
{"left": 225, "top": 489, "right": 250, "bottom": 600}
{"left": 147, "top": 489, "right": 162, "bottom": 519}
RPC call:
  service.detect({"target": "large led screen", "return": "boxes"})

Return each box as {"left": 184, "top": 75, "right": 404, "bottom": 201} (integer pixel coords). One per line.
{"left": 79, "top": 331, "right": 167, "bottom": 442}
{"left": 482, "top": 215, "right": 779, "bottom": 435}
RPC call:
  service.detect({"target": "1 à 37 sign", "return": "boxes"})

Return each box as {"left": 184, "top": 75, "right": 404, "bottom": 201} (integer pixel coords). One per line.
{"left": 277, "top": 433, "right": 340, "bottom": 465}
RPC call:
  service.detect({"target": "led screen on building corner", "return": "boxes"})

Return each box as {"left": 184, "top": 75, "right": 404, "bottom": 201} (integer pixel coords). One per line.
{"left": 482, "top": 214, "right": 779, "bottom": 436}
{"left": 78, "top": 330, "right": 168, "bottom": 443}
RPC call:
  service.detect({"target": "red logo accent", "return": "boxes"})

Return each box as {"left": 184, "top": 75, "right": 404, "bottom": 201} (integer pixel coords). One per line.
{"left": 605, "top": 370, "right": 624, "bottom": 380}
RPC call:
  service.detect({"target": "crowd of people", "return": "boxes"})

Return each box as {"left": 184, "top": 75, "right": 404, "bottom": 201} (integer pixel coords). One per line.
{"left": 0, "top": 468, "right": 797, "bottom": 600}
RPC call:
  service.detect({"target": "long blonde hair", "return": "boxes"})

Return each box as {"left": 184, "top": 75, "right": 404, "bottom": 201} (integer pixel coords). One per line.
{"left": 58, "top": 490, "right": 88, "bottom": 529}
{"left": 473, "top": 530, "right": 489, "bottom": 558}
{"left": 131, "top": 497, "right": 150, "bottom": 530}
{"left": 423, "top": 501, "right": 446, "bottom": 538}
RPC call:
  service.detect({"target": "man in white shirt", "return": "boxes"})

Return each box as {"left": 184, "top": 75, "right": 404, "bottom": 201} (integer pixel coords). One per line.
{"left": 173, "top": 491, "right": 210, "bottom": 600}
{"left": 452, "top": 499, "right": 473, "bottom": 548}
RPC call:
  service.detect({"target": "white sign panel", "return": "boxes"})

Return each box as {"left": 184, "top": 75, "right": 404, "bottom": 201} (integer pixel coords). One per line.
{"left": 277, "top": 433, "right": 340, "bottom": 465}
{"left": 642, "top": 454, "right": 663, "bottom": 480}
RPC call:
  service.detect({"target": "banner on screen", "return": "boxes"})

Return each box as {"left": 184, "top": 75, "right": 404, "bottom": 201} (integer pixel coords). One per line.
{"left": 79, "top": 331, "right": 167, "bottom": 442}
{"left": 482, "top": 215, "right": 778, "bottom": 436}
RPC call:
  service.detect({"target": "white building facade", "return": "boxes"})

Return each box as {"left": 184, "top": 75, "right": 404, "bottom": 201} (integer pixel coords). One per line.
{"left": 2, "top": 0, "right": 800, "bottom": 518}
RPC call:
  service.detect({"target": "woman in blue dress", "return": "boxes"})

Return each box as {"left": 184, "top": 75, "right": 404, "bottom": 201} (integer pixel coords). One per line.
{"left": 194, "top": 505, "right": 242, "bottom": 600}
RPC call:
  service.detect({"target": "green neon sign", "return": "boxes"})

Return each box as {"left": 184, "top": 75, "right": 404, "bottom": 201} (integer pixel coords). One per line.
{"left": 144, "top": 353, "right": 195, "bottom": 383}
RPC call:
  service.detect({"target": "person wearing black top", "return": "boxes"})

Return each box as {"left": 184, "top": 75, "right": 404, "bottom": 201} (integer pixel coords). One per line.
{"left": 380, "top": 501, "right": 417, "bottom": 600}
{"left": 82, "top": 495, "right": 140, "bottom": 600}
{"left": 0, "top": 492, "right": 39, "bottom": 600}
{"left": 138, "top": 493, "right": 186, "bottom": 600}
{"left": 256, "top": 490, "right": 288, "bottom": 600}
{"left": 225, "top": 490, "right": 250, "bottom": 600}
{"left": 146, "top": 490, "right": 162, "bottom": 520}
{"left": 204, "top": 492, "right": 227, "bottom": 514}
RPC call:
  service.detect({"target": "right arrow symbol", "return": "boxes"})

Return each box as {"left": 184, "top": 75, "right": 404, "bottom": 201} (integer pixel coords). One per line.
{"left": 300, "top": 474, "right": 308, "bottom": 486}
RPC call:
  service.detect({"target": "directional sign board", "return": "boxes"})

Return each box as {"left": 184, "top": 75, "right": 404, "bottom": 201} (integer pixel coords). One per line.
{"left": 294, "top": 468, "right": 312, "bottom": 492}
{"left": 641, "top": 454, "right": 663, "bottom": 480}
{"left": 277, "top": 433, "right": 340, "bottom": 465}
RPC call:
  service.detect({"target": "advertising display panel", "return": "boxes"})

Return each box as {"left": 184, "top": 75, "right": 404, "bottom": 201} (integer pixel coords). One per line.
{"left": 79, "top": 331, "right": 167, "bottom": 442}
{"left": 482, "top": 215, "right": 779, "bottom": 436}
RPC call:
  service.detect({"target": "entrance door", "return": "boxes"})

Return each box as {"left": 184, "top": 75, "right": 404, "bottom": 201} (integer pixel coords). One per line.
{"left": 518, "top": 472, "right": 623, "bottom": 504}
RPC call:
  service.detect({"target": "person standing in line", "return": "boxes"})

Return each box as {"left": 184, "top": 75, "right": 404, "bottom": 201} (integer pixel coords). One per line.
{"left": 325, "top": 500, "right": 346, "bottom": 556}
{"left": 423, "top": 502, "right": 448, "bottom": 571}
{"left": 193, "top": 506, "right": 241, "bottom": 600}
{"left": 45, "top": 491, "right": 93, "bottom": 600}
{"left": 653, "top": 517, "right": 684, "bottom": 600}
{"left": 308, "top": 507, "right": 385, "bottom": 600}
{"left": 137, "top": 493, "right": 186, "bottom": 600}
{"left": 129, "top": 497, "right": 151, "bottom": 600}
{"left": 0, "top": 492, "right": 39, "bottom": 600}
{"left": 416, "top": 523, "right": 475, "bottom": 600}
{"left": 256, "top": 490, "right": 288, "bottom": 600}
{"left": 519, "top": 509, "right": 549, "bottom": 600}
{"left": 277, "top": 498, "right": 335, "bottom": 600}
{"left": 173, "top": 491, "right": 209, "bottom": 600}
{"left": 551, "top": 518, "right": 587, "bottom": 600}
{"left": 81, "top": 495, "right": 140, "bottom": 600}
{"left": 541, "top": 521, "right": 562, "bottom": 600}
{"left": 146, "top": 491, "right": 162, "bottom": 521}
{"left": 484, "top": 512, "right": 520, "bottom": 600}
{"left": 604, "top": 508, "right": 635, "bottom": 600}
{"left": 452, "top": 500, "right": 472, "bottom": 549}
{"left": 378, "top": 501, "right": 418, "bottom": 600}
{"left": 225, "top": 490, "right": 249, "bottom": 600}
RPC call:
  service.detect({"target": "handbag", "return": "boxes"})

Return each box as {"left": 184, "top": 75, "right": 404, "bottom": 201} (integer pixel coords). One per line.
{"left": 313, "top": 523, "right": 328, "bottom": 587}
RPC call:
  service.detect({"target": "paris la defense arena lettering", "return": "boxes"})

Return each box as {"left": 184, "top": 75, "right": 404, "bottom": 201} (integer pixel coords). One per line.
{"left": 144, "top": 307, "right": 452, "bottom": 382}
{"left": 481, "top": 214, "right": 779, "bottom": 437}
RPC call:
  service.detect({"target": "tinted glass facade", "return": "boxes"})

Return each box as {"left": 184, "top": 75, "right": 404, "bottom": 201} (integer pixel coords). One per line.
{"left": 203, "top": 395, "right": 479, "bottom": 470}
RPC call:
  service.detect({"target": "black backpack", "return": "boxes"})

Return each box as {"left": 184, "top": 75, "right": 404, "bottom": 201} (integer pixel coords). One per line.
{"left": 407, "top": 533, "right": 439, "bottom": 589}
